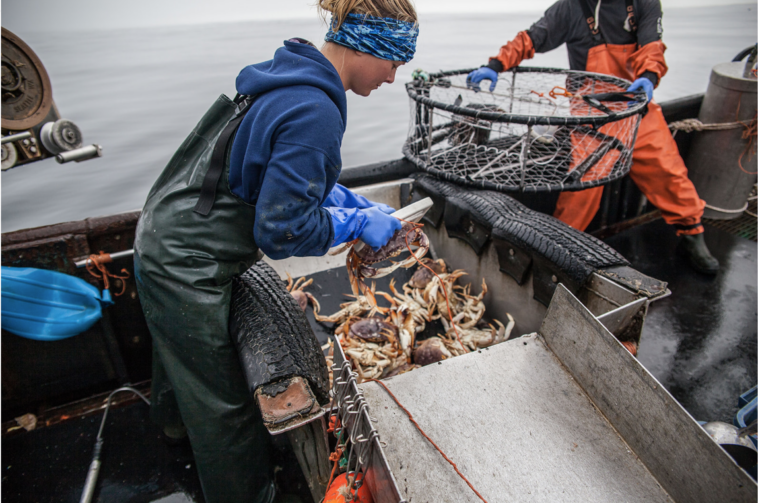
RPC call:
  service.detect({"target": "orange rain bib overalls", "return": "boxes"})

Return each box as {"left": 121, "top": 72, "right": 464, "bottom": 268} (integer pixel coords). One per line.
{"left": 490, "top": 0, "right": 706, "bottom": 236}
{"left": 553, "top": 42, "right": 706, "bottom": 235}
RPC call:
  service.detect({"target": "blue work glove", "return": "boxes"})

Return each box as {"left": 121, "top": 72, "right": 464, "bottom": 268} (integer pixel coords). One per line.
{"left": 466, "top": 67, "right": 498, "bottom": 92}
{"left": 628, "top": 77, "right": 654, "bottom": 102}
{"left": 324, "top": 184, "right": 395, "bottom": 214}
{"left": 358, "top": 207, "right": 402, "bottom": 252}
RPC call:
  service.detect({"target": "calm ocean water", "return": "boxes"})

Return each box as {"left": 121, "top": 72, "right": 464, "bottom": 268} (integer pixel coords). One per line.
{"left": 2, "top": 4, "right": 756, "bottom": 232}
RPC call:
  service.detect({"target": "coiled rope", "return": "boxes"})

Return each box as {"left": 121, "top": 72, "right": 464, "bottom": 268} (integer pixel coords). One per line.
{"left": 668, "top": 118, "right": 745, "bottom": 135}
{"left": 85, "top": 251, "right": 130, "bottom": 296}
{"left": 669, "top": 113, "right": 757, "bottom": 175}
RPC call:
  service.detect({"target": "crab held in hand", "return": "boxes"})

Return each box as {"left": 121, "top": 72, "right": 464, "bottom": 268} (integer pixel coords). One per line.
{"left": 346, "top": 221, "right": 429, "bottom": 299}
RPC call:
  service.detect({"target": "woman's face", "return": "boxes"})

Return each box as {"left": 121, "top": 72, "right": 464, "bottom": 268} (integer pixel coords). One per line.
{"left": 348, "top": 52, "right": 405, "bottom": 96}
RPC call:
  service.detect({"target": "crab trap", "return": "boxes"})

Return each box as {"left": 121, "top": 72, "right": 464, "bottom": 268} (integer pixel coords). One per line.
{"left": 403, "top": 67, "right": 649, "bottom": 193}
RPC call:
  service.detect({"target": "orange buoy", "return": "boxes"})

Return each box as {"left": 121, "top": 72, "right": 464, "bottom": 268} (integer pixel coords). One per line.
{"left": 324, "top": 472, "right": 373, "bottom": 503}
{"left": 621, "top": 340, "right": 638, "bottom": 356}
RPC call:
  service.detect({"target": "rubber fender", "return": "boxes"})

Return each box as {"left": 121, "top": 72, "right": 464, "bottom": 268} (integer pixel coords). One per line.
{"left": 492, "top": 238, "right": 532, "bottom": 285}
{"left": 410, "top": 174, "right": 629, "bottom": 285}
{"left": 229, "top": 260, "right": 330, "bottom": 405}
{"left": 443, "top": 196, "right": 492, "bottom": 255}
{"left": 531, "top": 256, "right": 583, "bottom": 306}
{"left": 409, "top": 184, "right": 445, "bottom": 228}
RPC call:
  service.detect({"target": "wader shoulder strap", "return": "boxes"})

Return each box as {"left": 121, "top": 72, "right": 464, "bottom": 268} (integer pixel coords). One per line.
{"left": 578, "top": 0, "right": 605, "bottom": 44}
{"left": 193, "top": 96, "right": 255, "bottom": 216}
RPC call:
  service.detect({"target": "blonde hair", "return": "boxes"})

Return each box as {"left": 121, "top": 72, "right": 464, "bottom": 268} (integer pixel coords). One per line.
{"left": 318, "top": 0, "right": 418, "bottom": 32}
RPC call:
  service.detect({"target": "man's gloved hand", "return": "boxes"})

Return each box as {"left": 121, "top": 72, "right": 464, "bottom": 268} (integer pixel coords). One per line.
{"left": 628, "top": 77, "right": 654, "bottom": 102}
{"left": 466, "top": 67, "right": 498, "bottom": 92}
{"left": 359, "top": 207, "right": 402, "bottom": 252}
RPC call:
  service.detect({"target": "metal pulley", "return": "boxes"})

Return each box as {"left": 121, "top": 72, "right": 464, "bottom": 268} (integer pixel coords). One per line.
{"left": 1, "top": 142, "right": 18, "bottom": 171}
{"left": 1, "top": 28, "right": 53, "bottom": 131}
{"left": 40, "top": 119, "right": 83, "bottom": 154}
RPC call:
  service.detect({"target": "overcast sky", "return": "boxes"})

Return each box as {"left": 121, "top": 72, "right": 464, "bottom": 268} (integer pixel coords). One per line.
{"left": 3, "top": 0, "right": 754, "bottom": 33}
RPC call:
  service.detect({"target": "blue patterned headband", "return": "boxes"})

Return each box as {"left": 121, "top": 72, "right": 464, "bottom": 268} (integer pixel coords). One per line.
{"left": 324, "top": 13, "right": 418, "bottom": 63}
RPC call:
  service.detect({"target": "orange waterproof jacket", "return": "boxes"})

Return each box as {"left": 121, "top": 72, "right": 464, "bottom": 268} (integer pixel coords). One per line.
{"left": 487, "top": 0, "right": 668, "bottom": 86}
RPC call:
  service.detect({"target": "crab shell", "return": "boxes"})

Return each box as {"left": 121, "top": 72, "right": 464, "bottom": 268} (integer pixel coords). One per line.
{"left": 413, "top": 338, "right": 453, "bottom": 366}
{"left": 408, "top": 258, "right": 447, "bottom": 289}
{"left": 348, "top": 317, "right": 398, "bottom": 344}
{"left": 383, "top": 362, "right": 420, "bottom": 378}
{"left": 354, "top": 222, "right": 427, "bottom": 266}
{"left": 290, "top": 290, "right": 309, "bottom": 311}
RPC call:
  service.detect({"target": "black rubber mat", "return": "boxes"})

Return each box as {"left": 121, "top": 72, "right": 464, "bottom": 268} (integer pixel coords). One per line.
{"left": 703, "top": 196, "right": 757, "bottom": 242}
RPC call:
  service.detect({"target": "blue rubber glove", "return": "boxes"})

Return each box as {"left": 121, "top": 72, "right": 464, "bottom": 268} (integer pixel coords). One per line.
{"left": 358, "top": 207, "right": 402, "bottom": 252}
{"left": 466, "top": 67, "right": 498, "bottom": 92}
{"left": 324, "top": 184, "right": 395, "bottom": 214}
{"left": 628, "top": 77, "right": 654, "bottom": 102}
{"left": 327, "top": 207, "right": 366, "bottom": 247}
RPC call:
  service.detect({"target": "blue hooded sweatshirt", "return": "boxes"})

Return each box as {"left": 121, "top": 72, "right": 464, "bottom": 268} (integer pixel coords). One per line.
{"left": 230, "top": 40, "right": 348, "bottom": 260}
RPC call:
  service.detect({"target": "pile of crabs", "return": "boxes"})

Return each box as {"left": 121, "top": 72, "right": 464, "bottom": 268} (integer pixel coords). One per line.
{"left": 286, "top": 221, "right": 515, "bottom": 383}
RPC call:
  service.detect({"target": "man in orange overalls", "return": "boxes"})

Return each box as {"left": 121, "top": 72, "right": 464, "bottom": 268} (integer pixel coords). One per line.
{"left": 467, "top": 0, "right": 719, "bottom": 274}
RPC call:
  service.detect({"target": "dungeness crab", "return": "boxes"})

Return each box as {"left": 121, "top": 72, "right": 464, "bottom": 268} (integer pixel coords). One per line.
{"left": 286, "top": 273, "right": 317, "bottom": 311}
{"left": 346, "top": 221, "right": 429, "bottom": 300}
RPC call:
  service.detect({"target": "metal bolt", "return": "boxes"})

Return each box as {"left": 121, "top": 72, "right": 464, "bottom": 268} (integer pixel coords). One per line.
{"left": 509, "top": 248, "right": 515, "bottom": 256}
{"left": 551, "top": 275, "right": 558, "bottom": 283}
{"left": 29, "top": 146, "right": 36, "bottom": 153}
{"left": 29, "top": 138, "right": 35, "bottom": 144}
{"left": 22, "top": 139, "right": 29, "bottom": 146}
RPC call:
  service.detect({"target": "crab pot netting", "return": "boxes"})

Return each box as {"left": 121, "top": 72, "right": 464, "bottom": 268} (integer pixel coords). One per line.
{"left": 403, "top": 67, "right": 648, "bottom": 193}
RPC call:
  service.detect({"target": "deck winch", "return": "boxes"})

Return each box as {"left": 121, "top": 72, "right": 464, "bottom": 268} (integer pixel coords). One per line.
{"left": 1, "top": 28, "right": 102, "bottom": 170}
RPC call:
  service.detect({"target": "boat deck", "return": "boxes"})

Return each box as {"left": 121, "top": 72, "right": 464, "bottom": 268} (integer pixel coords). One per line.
{"left": 605, "top": 218, "right": 757, "bottom": 423}
{"left": 2, "top": 218, "right": 755, "bottom": 503}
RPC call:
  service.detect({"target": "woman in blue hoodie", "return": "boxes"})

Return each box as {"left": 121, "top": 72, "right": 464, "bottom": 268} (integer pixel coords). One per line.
{"left": 133, "top": 1, "right": 418, "bottom": 501}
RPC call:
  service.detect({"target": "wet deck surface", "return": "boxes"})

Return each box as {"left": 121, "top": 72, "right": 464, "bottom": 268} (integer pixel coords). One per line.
{"left": 1, "top": 399, "right": 314, "bottom": 503}
{"left": 604, "top": 219, "right": 757, "bottom": 422}
{"left": 2, "top": 401, "right": 205, "bottom": 503}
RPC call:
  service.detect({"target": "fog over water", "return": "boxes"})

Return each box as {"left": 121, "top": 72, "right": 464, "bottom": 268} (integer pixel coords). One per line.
{"left": 2, "top": 4, "right": 756, "bottom": 232}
